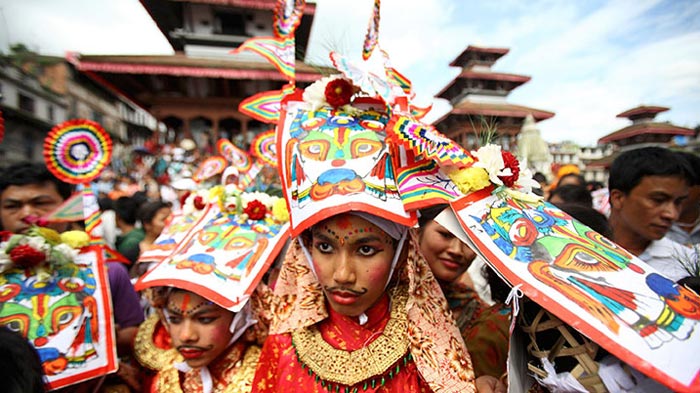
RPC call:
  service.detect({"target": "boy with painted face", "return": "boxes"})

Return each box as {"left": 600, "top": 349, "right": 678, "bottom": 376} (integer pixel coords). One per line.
{"left": 138, "top": 287, "right": 262, "bottom": 392}
{"left": 251, "top": 64, "right": 475, "bottom": 391}
{"left": 134, "top": 178, "right": 290, "bottom": 392}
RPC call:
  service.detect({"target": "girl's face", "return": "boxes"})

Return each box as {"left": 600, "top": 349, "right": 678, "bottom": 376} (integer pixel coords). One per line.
{"left": 419, "top": 220, "right": 476, "bottom": 283}
{"left": 163, "top": 291, "right": 234, "bottom": 369}
{"left": 307, "top": 214, "right": 396, "bottom": 317}
{"left": 146, "top": 206, "right": 172, "bottom": 237}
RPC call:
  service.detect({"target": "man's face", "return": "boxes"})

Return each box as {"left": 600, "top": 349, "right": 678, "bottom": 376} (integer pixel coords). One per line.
{"left": 611, "top": 175, "right": 689, "bottom": 243}
{"left": 307, "top": 214, "right": 396, "bottom": 317}
{"left": 0, "top": 182, "right": 66, "bottom": 233}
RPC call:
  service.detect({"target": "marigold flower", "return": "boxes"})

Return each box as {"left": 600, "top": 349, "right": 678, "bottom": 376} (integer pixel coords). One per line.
{"left": 448, "top": 167, "right": 491, "bottom": 195}
{"left": 60, "top": 230, "right": 90, "bottom": 249}
{"left": 272, "top": 198, "right": 290, "bottom": 223}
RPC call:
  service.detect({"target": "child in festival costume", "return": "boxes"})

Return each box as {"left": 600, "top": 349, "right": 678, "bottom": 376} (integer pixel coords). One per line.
{"left": 133, "top": 177, "right": 290, "bottom": 393}
{"left": 250, "top": 53, "right": 482, "bottom": 392}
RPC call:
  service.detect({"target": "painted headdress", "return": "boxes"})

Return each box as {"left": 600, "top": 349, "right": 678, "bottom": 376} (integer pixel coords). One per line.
{"left": 135, "top": 182, "right": 290, "bottom": 313}
{"left": 271, "top": 49, "right": 488, "bottom": 391}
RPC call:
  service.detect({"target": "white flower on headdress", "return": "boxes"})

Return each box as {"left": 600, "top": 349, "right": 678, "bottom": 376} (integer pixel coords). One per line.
{"left": 26, "top": 236, "right": 50, "bottom": 254}
{"left": 54, "top": 243, "right": 79, "bottom": 262}
{"left": 473, "top": 144, "right": 511, "bottom": 186}
{"left": 302, "top": 74, "right": 344, "bottom": 111}
{"left": 515, "top": 166, "right": 542, "bottom": 195}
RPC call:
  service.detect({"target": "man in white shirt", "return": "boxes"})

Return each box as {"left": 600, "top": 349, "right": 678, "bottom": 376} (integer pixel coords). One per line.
{"left": 608, "top": 147, "right": 697, "bottom": 282}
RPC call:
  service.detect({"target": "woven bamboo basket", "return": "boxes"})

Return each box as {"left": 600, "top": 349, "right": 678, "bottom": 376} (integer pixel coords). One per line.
{"left": 519, "top": 301, "right": 608, "bottom": 393}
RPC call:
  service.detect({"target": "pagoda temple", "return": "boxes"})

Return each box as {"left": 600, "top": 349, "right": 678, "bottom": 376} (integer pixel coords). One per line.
{"left": 432, "top": 45, "right": 554, "bottom": 151}
{"left": 67, "top": 0, "right": 327, "bottom": 151}
{"left": 597, "top": 105, "right": 695, "bottom": 148}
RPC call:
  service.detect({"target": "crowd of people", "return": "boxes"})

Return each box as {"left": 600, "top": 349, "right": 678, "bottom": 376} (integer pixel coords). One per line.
{"left": 1, "top": 73, "right": 698, "bottom": 393}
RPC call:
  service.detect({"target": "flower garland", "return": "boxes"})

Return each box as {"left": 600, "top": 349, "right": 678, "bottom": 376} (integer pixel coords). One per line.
{"left": 0, "top": 227, "right": 90, "bottom": 280}
{"left": 186, "top": 184, "right": 290, "bottom": 225}
{"left": 447, "top": 144, "right": 541, "bottom": 200}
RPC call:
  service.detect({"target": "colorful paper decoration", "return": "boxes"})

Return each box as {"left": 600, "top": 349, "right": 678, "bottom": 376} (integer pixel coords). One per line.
{"left": 449, "top": 193, "right": 700, "bottom": 392}
{"left": 43, "top": 119, "right": 113, "bottom": 185}
{"left": 136, "top": 198, "right": 290, "bottom": 312}
{"left": 250, "top": 129, "right": 277, "bottom": 166}
{"left": 238, "top": 84, "right": 294, "bottom": 123}
{"left": 387, "top": 115, "right": 473, "bottom": 167}
{"left": 362, "top": 0, "right": 381, "bottom": 60}
{"left": 232, "top": 36, "right": 295, "bottom": 81}
{"left": 396, "top": 159, "right": 462, "bottom": 210}
{"left": 81, "top": 185, "right": 104, "bottom": 239}
{"left": 138, "top": 205, "right": 214, "bottom": 266}
{"left": 279, "top": 94, "right": 413, "bottom": 236}
{"left": 217, "top": 139, "right": 253, "bottom": 173}
{"left": 193, "top": 156, "right": 228, "bottom": 183}
{"left": 273, "top": 0, "right": 305, "bottom": 37}
{"left": 43, "top": 192, "right": 84, "bottom": 223}
{"left": 0, "top": 246, "right": 117, "bottom": 390}
{"left": 330, "top": 51, "right": 393, "bottom": 104}
{"left": 410, "top": 103, "right": 432, "bottom": 120}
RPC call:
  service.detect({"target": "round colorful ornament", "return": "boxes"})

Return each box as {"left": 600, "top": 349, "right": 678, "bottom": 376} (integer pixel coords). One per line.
{"left": 44, "top": 119, "right": 113, "bottom": 184}
{"left": 192, "top": 155, "right": 228, "bottom": 183}
{"left": 217, "top": 138, "right": 252, "bottom": 172}
{"left": 250, "top": 129, "right": 277, "bottom": 166}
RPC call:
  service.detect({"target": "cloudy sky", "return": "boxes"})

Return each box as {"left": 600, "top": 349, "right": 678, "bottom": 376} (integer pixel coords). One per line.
{"left": 1, "top": 0, "right": 698, "bottom": 146}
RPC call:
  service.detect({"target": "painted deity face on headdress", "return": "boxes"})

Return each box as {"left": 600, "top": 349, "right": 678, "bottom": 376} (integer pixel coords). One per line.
{"left": 280, "top": 96, "right": 414, "bottom": 236}
{"left": 0, "top": 263, "right": 98, "bottom": 375}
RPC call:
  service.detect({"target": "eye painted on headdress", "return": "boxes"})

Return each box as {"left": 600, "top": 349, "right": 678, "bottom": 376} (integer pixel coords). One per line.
{"left": 299, "top": 140, "right": 330, "bottom": 161}
{"left": 301, "top": 117, "right": 326, "bottom": 131}
{"left": 350, "top": 138, "right": 383, "bottom": 158}
{"left": 327, "top": 115, "right": 357, "bottom": 127}
{"left": 359, "top": 119, "right": 385, "bottom": 131}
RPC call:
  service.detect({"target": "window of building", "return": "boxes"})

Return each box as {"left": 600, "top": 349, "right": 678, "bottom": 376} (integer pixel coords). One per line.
{"left": 214, "top": 11, "right": 246, "bottom": 35}
{"left": 18, "top": 93, "right": 35, "bottom": 113}
{"left": 48, "top": 105, "right": 55, "bottom": 122}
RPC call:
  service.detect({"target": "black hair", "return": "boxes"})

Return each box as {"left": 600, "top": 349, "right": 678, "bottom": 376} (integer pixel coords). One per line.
{"left": 609, "top": 147, "right": 694, "bottom": 194}
{"left": 556, "top": 173, "right": 586, "bottom": 188}
{"left": 0, "top": 327, "right": 45, "bottom": 393}
{"left": 0, "top": 162, "right": 73, "bottom": 200}
{"left": 417, "top": 204, "right": 449, "bottom": 228}
{"left": 557, "top": 203, "right": 612, "bottom": 238}
{"left": 137, "top": 200, "right": 172, "bottom": 225}
{"left": 114, "top": 196, "right": 142, "bottom": 225}
{"left": 548, "top": 185, "right": 593, "bottom": 207}
{"left": 676, "top": 151, "right": 700, "bottom": 186}
{"left": 532, "top": 172, "right": 548, "bottom": 184}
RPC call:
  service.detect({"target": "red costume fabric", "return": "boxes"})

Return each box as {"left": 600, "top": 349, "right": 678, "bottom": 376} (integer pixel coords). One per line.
{"left": 252, "top": 292, "right": 430, "bottom": 392}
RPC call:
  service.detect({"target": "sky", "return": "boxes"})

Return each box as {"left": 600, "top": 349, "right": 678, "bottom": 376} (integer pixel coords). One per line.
{"left": 0, "top": 0, "right": 698, "bottom": 146}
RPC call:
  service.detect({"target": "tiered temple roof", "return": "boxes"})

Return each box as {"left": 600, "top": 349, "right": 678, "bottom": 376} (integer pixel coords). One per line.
{"left": 432, "top": 45, "right": 553, "bottom": 150}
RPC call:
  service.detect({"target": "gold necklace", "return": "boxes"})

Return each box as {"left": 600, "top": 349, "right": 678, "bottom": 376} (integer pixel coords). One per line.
{"left": 291, "top": 286, "right": 410, "bottom": 389}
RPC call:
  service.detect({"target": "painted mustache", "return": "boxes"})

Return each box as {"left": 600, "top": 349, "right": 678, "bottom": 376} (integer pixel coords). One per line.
{"left": 176, "top": 345, "right": 212, "bottom": 352}
{"left": 324, "top": 286, "right": 368, "bottom": 296}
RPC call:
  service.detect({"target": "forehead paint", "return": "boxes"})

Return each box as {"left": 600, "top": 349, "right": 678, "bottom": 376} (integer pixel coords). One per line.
{"left": 167, "top": 293, "right": 213, "bottom": 316}
{"left": 319, "top": 221, "right": 396, "bottom": 247}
